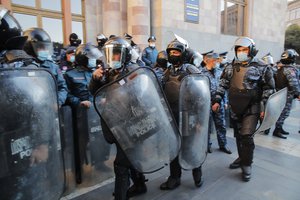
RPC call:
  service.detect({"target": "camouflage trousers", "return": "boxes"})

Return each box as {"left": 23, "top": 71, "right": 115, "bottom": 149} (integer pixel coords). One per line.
{"left": 275, "top": 94, "right": 293, "bottom": 129}
{"left": 208, "top": 103, "right": 227, "bottom": 148}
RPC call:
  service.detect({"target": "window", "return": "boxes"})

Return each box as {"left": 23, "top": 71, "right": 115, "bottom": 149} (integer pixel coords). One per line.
{"left": 13, "top": 13, "right": 37, "bottom": 31}
{"left": 41, "top": 0, "right": 61, "bottom": 11}
{"left": 72, "top": 21, "right": 83, "bottom": 41}
{"left": 42, "top": 17, "right": 63, "bottom": 43}
{"left": 71, "top": 0, "right": 82, "bottom": 15}
{"left": 11, "top": 0, "right": 85, "bottom": 45}
{"left": 221, "top": 0, "right": 246, "bottom": 36}
{"left": 12, "top": 0, "right": 35, "bottom": 7}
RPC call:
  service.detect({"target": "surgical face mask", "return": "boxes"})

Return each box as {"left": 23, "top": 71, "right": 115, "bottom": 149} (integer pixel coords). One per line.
{"left": 111, "top": 61, "right": 122, "bottom": 69}
{"left": 149, "top": 42, "right": 155, "bottom": 48}
{"left": 236, "top": 52, "right": 249, "bottom": 62}
{"left": 88, "top": 58, "right": 97, "bottom": 68}
{"left": 37, "top": 50, "right": 51, "bottom": 61}
{"left": 69, "top": 55, "right": 75, "bottom": 63}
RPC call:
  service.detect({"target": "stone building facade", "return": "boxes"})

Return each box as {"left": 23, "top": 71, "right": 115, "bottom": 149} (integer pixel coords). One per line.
{"left": 0, "top": 0, "right": 287, "bottom": 60}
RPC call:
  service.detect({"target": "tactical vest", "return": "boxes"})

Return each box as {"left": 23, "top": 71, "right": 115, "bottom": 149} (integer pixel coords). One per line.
{"left": 275, "top": 67, "right": 289, "bottom": 90}
{"left": 163, "top": 64, "right": 197, "bottom": 121}
{"left": 228, "top": 63, "right": 260, "bottom": 115}
{"left": 0, "top": 50, "right": 38, "bottom": 69}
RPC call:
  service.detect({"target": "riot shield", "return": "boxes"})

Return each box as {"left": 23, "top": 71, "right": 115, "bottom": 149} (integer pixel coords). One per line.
{"left": 94, "top": 67, "right": 181, "bottom": 173}
{"left": 254, "top": 88, "right": 288, "bottom": 135}
{"left": 0, "top": 69, "right": 64, "bottom": 200}
{"left": 178, "top": 74, "right": 211, "bottom": 170}
{"left": 59, "top": 106, "right": 76, "bottom": 195}
{"left": 73, "top": 105, "right": 114, "bottom": 187}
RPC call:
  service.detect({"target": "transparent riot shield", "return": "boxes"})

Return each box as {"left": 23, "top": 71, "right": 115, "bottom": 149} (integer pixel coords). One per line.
{"left": 94, "top": 67, "right": 181, "bottom": 173}
{"left": 0, "top": 69, "right": 64, "bottom": 200}
{"left": 60, "top": 106, "right": 76, "bottom": 195}
{"left": 179, "top": 74, "right": 211, "bottom": 170}
{"left": 73, "top": 105, "right": 114, "bottom": 187}
{"left": 254, "top": 88, "right": 288, "bottom": 135}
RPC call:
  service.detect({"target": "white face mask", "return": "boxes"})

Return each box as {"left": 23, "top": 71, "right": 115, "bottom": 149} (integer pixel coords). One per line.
{"left": 237, "top": 52, "right": 249, "bottom": 62}
{"left": 149, "top": 42, "right": 155, "bottom": 47}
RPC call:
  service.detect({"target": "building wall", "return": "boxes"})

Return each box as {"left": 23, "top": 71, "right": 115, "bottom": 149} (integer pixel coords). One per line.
{"left": 148, "top": 0, "right": 287, "bottom": 61}
{"left": 248, "top": 0, "right": 287, "bottom": 59}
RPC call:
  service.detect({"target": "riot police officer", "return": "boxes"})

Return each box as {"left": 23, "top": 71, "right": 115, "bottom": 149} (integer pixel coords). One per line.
{"left": 200, "top": 52, "right": 232, "bottom": 154}
{"left": 96, "top": 33, "right": 108, "bottom": 49}
{"left": 23, "top": 27, "right": 68, "bottom": 107}
{"left": 0, "top": 7, "right": 64, "bottom": 199}
{"left": 153, "top": 50, "right": 169, "bottom": 83}
{"left": 273, "top": 49, "right": 300, "bottom": 138}
{"left": 141, "top": 36, "right": 158, "bottom": 68}
{"left": 0, "top": 7, "right": 37, "bottom": 68}
{"left": 212, "top": 37, "right": 275, "bottom": 181}
{"left": 159, "top": 39, "right": 204, "bottom": 190}
{"left": 89, "top": 37, "right": 147, "bottom": 200}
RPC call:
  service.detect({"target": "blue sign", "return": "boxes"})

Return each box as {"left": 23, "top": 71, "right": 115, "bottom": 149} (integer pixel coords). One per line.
{"left": 185, "top": 0, "right": 199, "bottom": 23}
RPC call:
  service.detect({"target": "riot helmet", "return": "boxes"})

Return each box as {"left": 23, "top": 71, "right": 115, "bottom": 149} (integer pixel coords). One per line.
{"left": 280, "top": 49, "right": 299, "bottom": 64}
{"left": 234, "top": 37, "right": 258, "bottom": 62}
{"left": 148, "top": 35, "right": 156, "bottom": 42}
{"left": 0, "top": 7, "right": 26, "bottom": 51}
{"left": 103, "top": 37, "right": 132, "bottom": 69}
{"left": 96, "top": 33, "right": 108, "bottom": 48}
{"left": 166, "top": 39, "right": 185, "bottom": 65}
{"left": 75, "top": 43, "right": 102, "bottom": 69}
{"left": 184, "top": 48, "right": 203, "bottom": 67}
{"left": 261, "top": 53, "right": 274, "bottom": 66}
{"left": 69, "top": 33, "right": 81, "bottom": 47}
{"left": 156, "top": 50, "right": 168, "bottom": 69}
{"left": 23, "top": 27, "right": 53, "bottom": 61}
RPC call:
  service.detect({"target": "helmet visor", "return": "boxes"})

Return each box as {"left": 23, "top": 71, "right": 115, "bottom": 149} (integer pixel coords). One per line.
{"left": 234, "top": 37, "right": 254, "bottom": 48}
{"left": 104, "top": 45, "right": 126, "bottom": 69}
{"left": 32, "top": 41, "right": 53, "bottom": 56}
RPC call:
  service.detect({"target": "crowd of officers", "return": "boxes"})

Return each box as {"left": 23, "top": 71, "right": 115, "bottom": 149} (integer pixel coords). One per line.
{"left": 1, "top": 7, "right": 300, "bottom": 200}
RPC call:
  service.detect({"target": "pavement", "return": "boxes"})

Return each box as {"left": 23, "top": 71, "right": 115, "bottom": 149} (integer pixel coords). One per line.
{"left": 62, "top": 100, "right": 300, "bottom": 200}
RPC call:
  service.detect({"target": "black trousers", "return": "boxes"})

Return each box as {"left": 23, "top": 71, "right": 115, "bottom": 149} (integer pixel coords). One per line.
{"left": 232, "top": 113, "right": 258, "bottom": 166}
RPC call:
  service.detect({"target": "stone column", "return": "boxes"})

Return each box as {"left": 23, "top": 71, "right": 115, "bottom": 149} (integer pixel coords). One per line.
{"left": 0, "top": 0, "right": 11, "bottom": 10}
{"left": 127, "top": 0, "right": 150, "bottom": 49}
{"left": 62, "top": 0, "right": 71, "bottom": 45}
{"left": 102, "top": 0, "right": 122, "bottom": 37}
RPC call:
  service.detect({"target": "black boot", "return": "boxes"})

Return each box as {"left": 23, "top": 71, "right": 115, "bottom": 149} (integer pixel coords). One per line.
{"left": 241, "top": 165, "right": 251, "bottom": 182}
{"left": 229, "top": 157, "right": 241, "bottom": 169}
{"left": 192, "top": 167, "right": 203, "bottom": 188}
{"left": 281, "top": 128, "right": 290, "bottom": 135}
{"left": 127, "top": 170, "right": 147, "bottom": 198}
{"left": 273, "top": 128, "right": 287, "bottom": 139}
{"left": 264, "top": 128, "right": 270, "bottom": 135}
{"left": 160, "top": 176, "right": 181, "bottom": 190}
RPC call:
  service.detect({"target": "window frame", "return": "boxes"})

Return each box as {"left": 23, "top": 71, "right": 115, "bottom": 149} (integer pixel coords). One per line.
{"left": 221, "top": 0, "right": 247, "bottom": 36}
{"left": 11, "top": 0, "right": 86, "bottom": 45}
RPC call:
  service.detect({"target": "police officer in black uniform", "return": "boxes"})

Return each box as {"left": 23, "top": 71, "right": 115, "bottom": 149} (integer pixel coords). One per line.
{"left": 159, "top": 39, "right": 203, "bottom": 190}
{"left": 89, "top": 37, "right": 147, "bottom": 200}
{"left": 23, "top": 28, "right": 68, "bottom": 107}
{"left": 0, "top": 7, "right": 37, "bottom": 69}
{"left": 212, "top": 37, "right": 275, "bottom": 181}
{"left": 273, "top": 49, "right": 300, "bottom": 138}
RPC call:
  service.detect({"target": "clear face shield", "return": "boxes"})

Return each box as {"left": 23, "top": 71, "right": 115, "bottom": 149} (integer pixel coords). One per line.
{"left": 104, "top": 45, "right": 126, "bottom": 69}
{"left": 32, "top": 41, "right": 54, "bottom": 61}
